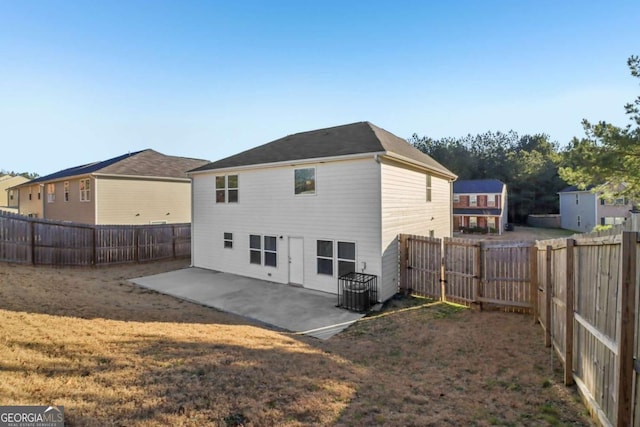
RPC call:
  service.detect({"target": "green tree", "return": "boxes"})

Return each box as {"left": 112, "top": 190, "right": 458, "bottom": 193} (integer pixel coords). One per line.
{"left": 560, "top": 55, "right": 640, "bottom": 201}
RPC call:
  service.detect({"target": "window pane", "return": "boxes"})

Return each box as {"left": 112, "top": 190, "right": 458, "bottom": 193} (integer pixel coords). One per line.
{"left": 228, "top": 189, "right": 238, "bottom": 203}
{"left": 224, "top": 241, "right": 233, "bottom": 248}
{"left": 224, "top": 232, "right": 233, "bottom": 240}
{"left": 249, "top": 235, "right": 261, "bottom": 249}
{"left": 216, "top": 176, "right": 226, "bottom": 188}
{"left": 228, "top": 175, "right": 238, "bottom": 189}
{"left": 338, "top": 242, "right": 355, "bottom": 260}
{"left": 317, "top": 258, "right": 333, "bottom": 275}
{"left": 338, "top": 260, "right": 355, "bottom": 277}
{"left": 216, "top": 190, "right": 226, "bottom": 203}
{"left": 317, "top": 240, "right": 333, "bottom": 257}
{"left": 264, "top": 252, "right": 277, "bottom": 267}
{"left": 295, "top": 168, "right": 315, "bottom": 195}
{"left": 250, "top": 250, "right": 261, "bottom": 264}
{"left": 264, "top": 236, "right": 277, "bottom": 251}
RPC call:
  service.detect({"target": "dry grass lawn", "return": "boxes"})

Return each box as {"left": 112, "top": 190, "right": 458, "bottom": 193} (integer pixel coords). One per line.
{"left": 0, "top": 260, "right": 593, "bottom": 426}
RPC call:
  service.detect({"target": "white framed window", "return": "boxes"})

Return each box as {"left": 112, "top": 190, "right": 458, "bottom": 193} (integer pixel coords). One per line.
{"left": 224, "top": 232, "right": 233, "bottom": 249}
{"left": 249, "top": 234, "right": 277, "bottom": 267}
{"left": 216, "top": 175, "right": 239, "bottom": 203}
{"left": 487, "top": 217, "right": 496, "bottom": 229}
{"left": 487, "top": 196, "right": 496, "bottom": 207}
{"left": 337, "top": 241, "right": 356, "bottom": 277}
{"left": 469, "top": 216, "right": 478, "bottom": 228}
{"left": 577, "top": 215, "right": 581, "bottom": 227}
{"left": 47, "top": 183, "right": 55, "bottom": 203}
{"left": 426, "top": 174, "right": 432, "bottom": 202}
{"left": 575, "top": 194, "right": 579, "bottom": 205}
{"left": 64, "top": 181, "right": 70, "bottom": 202}
{"left": 80, "top": 179, "right": 91, "bottom": 202}
{"left": 470, "top": 195, "right": 477, "bottom": 207}
{"left": 317, "top": 240, "right": 333, "bottom": 275}
{"left": 294, "top": 168, "right": 315, "bottom": 195}
{"left": 453, "top": 194, "right": 460, "bottom": 203}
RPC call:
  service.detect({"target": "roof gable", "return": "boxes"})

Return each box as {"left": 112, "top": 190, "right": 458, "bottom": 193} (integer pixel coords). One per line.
{"left": 190, "top": 122, "right": 455, "bottom": 177}
{"left": 453, "top": 179, "right": 505, "bottom": 194}
{"left": 26, "top": 149, "right": 209, "bottom": 184}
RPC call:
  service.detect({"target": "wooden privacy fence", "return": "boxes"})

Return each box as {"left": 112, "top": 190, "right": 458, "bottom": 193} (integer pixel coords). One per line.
{"left": 536, "top": 231, "right": 639, "bottom": 427}
{"left": 399, "top": 234, "right": 536, "bottom": 313}
{"left": 0, "top": 211, "right": 191, "bottom": 266}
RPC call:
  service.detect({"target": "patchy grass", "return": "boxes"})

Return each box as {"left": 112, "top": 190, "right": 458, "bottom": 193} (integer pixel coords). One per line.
{"left": 0, "top": 261, "right": 593, "bottom": 426}
{"left": 455, "top": 226, "right": 576, "bottom": 242}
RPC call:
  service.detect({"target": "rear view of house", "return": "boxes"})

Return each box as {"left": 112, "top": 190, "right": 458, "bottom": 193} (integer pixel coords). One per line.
{"left": 453, "top": 179, "right": 508, "bottom": 234}
{"left": 189, "top": 122, "right": 457, "bottom": 302}
{"left": 1, "top": 174, "right": 29, "bottom": 213}
{"left": 13, "top": 149, "right": 209, "bottom": 225}
{"left": 559, "top": 185, "right": 635, "bottom": 232}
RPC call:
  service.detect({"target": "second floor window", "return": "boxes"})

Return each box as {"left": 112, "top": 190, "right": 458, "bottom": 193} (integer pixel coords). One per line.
{"left": 216, "top": 175, "right": 239, "bottom": 203}
{"left": 294, "top": 168, "right": 315, "bottom": 195}
{"left": 80, "top": 179, "right": 91, "bottom": 202}
{"left": 470, "top": 195, "right": 477, "bottom": 206}
{"left": 426, "top": 174, "right": 432, "bottom": 202}
{"left": 64, "top": 181, "right": 70, "bottom": 202}
{"left": 47, "top": 183, "right": 55, "bottom": 203}
{"left": 487, "top": 196, "right": 496, "bottom": 207}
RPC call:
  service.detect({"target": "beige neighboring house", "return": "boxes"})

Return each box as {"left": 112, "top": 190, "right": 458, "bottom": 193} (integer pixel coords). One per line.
{"left": 13, "top": 149, "right": 209, "bottom": 225}
{"left": 1, "top": 174, "right": 30, "bottom": 213}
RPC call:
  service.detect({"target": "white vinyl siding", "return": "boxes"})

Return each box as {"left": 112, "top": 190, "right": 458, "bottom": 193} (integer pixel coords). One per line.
{"left": 380, "top": 158, "right": 452, "bottom": 301}
{"left": 559, "top": 191, "right": 597, "bottom": 232}
{"left": 192, "top": 158, "right": 381, "bottom": 294}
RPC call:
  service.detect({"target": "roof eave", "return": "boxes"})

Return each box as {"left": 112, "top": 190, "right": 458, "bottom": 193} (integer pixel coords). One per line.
{"left": 381, "top": 152, "right": 457, "bottom": 181}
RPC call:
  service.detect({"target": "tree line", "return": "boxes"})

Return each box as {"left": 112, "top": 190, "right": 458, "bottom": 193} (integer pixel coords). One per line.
{"left": 410, "top": 55, "right": 639, "bottom": 225}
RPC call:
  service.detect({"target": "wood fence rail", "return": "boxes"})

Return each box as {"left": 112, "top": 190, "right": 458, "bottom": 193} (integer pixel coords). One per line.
{"left": 0, "top": 211, "right": 190, "bottom": 266}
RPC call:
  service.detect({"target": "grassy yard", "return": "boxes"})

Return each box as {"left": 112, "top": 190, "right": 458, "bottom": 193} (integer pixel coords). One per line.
{"left": 0, "top": 261, "right": 592, "bottom": 426}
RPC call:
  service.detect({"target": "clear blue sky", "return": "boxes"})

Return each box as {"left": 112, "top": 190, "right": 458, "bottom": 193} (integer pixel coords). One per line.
{"left": 1, "top": 0, "right": 638, "bottom": 176}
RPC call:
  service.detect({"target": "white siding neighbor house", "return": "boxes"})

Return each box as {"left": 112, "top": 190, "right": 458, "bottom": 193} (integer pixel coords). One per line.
{"left": 559, "top": 185, "right": 635, "bottom": 232}
{"left": 189, "top": 122, "right": 457, "bottom": 302}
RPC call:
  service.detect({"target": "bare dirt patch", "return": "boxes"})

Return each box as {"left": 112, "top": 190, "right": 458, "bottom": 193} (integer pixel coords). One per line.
{"left": 0, "top": 261, "right": 592, "bottom": 426}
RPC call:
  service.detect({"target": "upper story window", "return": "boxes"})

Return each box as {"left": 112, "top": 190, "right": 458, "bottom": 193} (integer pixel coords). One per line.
{"left": 294, "top": 168, "right": 315, "bottom": 195}
{"left": 470, "top": 195, "right": 477, "bottom": 206}
{"left": 426, "top": 174, "right": 432, "bottom": 202}
{"left": 216, "top": 175, "right": 238, "bottom": 203}
{"left": 487, "top": 195, "right": 496, "bottom": 207}
{"left": 453, "top": 194, "right": 460, "bottom": 203}
{"left": 80, "top": 178, "right": 91, "bottom": 202}
{"left": 9, "top": 190, "right": 14, "bottom": 201}
{"left": 46, "top": 183, "right": 55, "bottom": 203}
{"left": 64, "top": 181, "right": 70, "bottom": 202}
{"left": 575, "top": 194, "right": 579, "bottom": 205}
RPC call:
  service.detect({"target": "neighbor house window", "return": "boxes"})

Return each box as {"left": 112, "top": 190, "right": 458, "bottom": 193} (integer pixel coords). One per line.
{"left": 470, "top": 195, "right": 477, "bottom": 206}
{"left": 577, "top": 215, "right": 581, "bottom": 227}
{"left": 9, "top": 190, "right": 14, "bottom": 201}
{"left": 224, "top": 232, "right": 233, "bottom": 249}
{"left": 469, "top": 216, "right": 478, "bottom": 228}
{"left": 28, "top": 187, "right": 32, "bottom": 201}
{"left": 487, "top": 217, "right": 496, "bottom": 229}
{"left": 47, "top": 183, "right": 55, "bottom": 203}
{"left": 453, "top": 194, "right": 460, "bottom": 203}
{"left": 37, "top": 189, "right": 41, "bottom": 200}
{"left": 575, "top": 194, "right": 579, "bottom": 205}
{"left": 64, "top": 181, "right": 70, "bottom": 202}
{"left": 294, "top": 168, "right": 315, "bottom": 195}
{"left": 426, "top": 174, "right": 432, "bottom": 202}
{"left": 429, "top": 230, "right": 435, "bottom": 238}
{"left": 216, "top": 175, "right": 239, "bottom": 203}
{"left": 337, "top": 241, "right": 356, "bottom": 277}
{"left": 80, "top": 179, "right": 91, "bottom": 202}
{"left": 487, "top": 196, "right": 496, "bottom": 207}
{"left": 249, "top": 234, "right": 277, "bottom": 266}
{"left": 317, "top": 240, "right": 333, "bottom": 275}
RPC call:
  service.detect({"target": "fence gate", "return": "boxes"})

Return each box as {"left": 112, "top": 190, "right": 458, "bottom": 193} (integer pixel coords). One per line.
{"left": 401, "top": 234, "right": 442, "bottom": 299}
{"left": 443, "top": 238, "right": 479, "bottom": 305}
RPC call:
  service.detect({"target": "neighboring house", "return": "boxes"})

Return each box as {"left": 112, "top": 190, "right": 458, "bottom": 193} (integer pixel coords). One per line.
{"left": 453, "top": 179, "right": 508, "bottom": 234}
{"left": 188, "top": 121, "right": 457, "bottom": 302}
{"left": 13, "top": 149, "right": 208, "bottom": 225}
{"left": 559, "top": 185, "right": 635, "bottom": 232}
{"left": 0, "top": 175, "right": 29, "bottom": 212}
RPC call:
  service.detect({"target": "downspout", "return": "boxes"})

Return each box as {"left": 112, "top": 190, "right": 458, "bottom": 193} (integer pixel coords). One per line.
{"left": 189, "top": 174, "right": 195, "bottom": 267}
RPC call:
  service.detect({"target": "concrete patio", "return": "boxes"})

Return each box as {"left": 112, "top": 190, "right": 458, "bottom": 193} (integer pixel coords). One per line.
{"left": 130, "top": 267, "right": 365, "bottom": 339}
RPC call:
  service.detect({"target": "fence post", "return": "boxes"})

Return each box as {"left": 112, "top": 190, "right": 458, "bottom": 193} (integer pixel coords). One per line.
{"left": 398, "top": 234, "right": 408, "bottom": 294}
{"left": 474, "top": 242, "right": 483, "bottom": 310}
{"left": 92, "top": 226, "right": 97, "bottom": 266}
{"left": 530, "top": 245, "right": 538, "bottom": 323}
{"left": 545, "top": 245, "right": 552, "bottom": 348}
{"left": 615, "top": 231, "right": 637, "bottom": 427}
{"left": 172, "top": 224, "right": 176, "bottom": 259}
{"left": 564, "top": 238, "right": 575, "bottom": 386}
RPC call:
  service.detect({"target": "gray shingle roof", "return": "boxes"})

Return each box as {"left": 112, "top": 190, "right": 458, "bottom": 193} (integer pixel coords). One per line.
{"left": 26, "top": 149, "right": 209, "bottom": 185}
{"left": 190, "top": 122, "right": 456, "bottom": 178}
